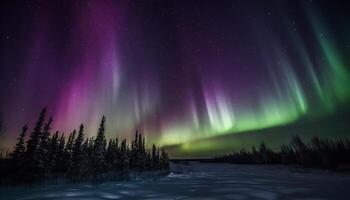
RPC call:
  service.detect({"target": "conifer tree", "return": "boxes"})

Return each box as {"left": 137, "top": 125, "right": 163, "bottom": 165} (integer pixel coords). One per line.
{"left": 70, "top": 124, "right": 85, "bottom": 180}
{"left": 12, "top": 124, "right": 28, "bottom": 169}
{"left": 259, "top": 142, "right": 268, "bottom": 164}
{"left": 38, "top": 116, "right": 53, "bottom": 173}
{"left": 291, "top": 135, "right": 308, "bottom": 166}
{"left": 156, "top": 149, "right": 160, "bottom": 170}
{"left": 54, "top": 134, "right": 66, "bottom": 173}
{"left": 94, "top": 116, "right": 106, "bottom": 150}
{"left": 25, "top": 108, "right": 47, "bottom": 179}
{"left": 48, "top": 131, "right": 59, "bottom": 173}
{"left": 64, "top": 130, "right": 76, "bottom": 170}
{"left": 110, "top": 138, "right": 120, "bottom": 178}
{"left": 119, "top": 139, "right": 130, "bottom": 180}
{"left": 137, "top": 133, "right": 146, "bottom": 171}
{"left": 105, "top": 139, "right": 115, "bottom": 173}
{"left": 151, "top": 144, "right": 158, "bottom": 170}
{"left": 130, "top": 131, "right": 139, "bottom": 170}
{"left": 65, "top": 130, "right": 76, "bottom": 155}
{"left": 80, "top": 137, "right": 89, "bottom": 177}
{"left": 5, "top": 109, "right": 173, "bottom": 184}
{"left": 93, "top": 116, "right": 107, "bottom": 178}
{"left": 26, "top": 108, "right": 46, "bottom": 156}
{"left": 160, "top": 147, "right": 169, "bottom": 169}
{"left": 146, "top": 150, "right": 152, "bottom": 170}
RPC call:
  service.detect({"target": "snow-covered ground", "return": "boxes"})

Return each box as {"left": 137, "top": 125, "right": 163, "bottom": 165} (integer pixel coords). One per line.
{"left": 1, "top": 162, "right": 350, "bottom": 200}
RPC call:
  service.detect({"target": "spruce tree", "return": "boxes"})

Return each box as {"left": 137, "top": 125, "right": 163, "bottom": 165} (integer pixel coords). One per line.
{"left": 12, "top": 124, "right": 28, "bottom": 169}
{"left": 156, "top": 149, "right": 160, "bottom": 170}
{"left": 130, "top": 132, "right": 137, "bottom": 170}
{"left": 146, "top": 150, "right": 151, "bottom": 171}
{"left": 48, "top": 131, "right": 59, "bottom": 173}
{"left": 70, "top": 124, "right": 85, "bottom": 181}
{"left": 54, "top": 134, "right": 66, "bottom": 174}
{"left": 111, "top": 138, "right": 119, "bottom": 178}
{"left": 151, "top": 144, "right": 158, "bottom": 170}
{"left": 137, "top": 133, "right": 146, "bottom": 171}
{"left": 38, "top": 116, "right": 53, "bottom": 173}
{"left": 80, "top": 137, "right": 90, "bottom": 178}
{"left": 291, "top": 136, "right": 308, "bottom": 166}
{"left": 120, "top": 139, "right": 130, "bottom": 180}
{"left": 25, "top": 108, "right": 47, "bottom": 179}
{"left": 160, "top": 147, "right": 169, "bottom": 169}
{"left": 105, "top": 139, "right": 115, "bottom": 173}
{"left": 259, "top": 142, "right": 268, "bottom": 164}
{"left": 7, "top": 109, "right": 177, "bottom": 183}
{"left": 64, "top": 130, "right": 76, "bottom": 171}
{"left": 93, "top": 116, "right": 107, "bottom": 179}
{"left": 65, "top": 130, "right": 76, "bottom": 155}
{"left": 94, "top": 116, "right": 106, "bottom": 150}
{"left": 86, "top": 137, "right": 95, "bottom": 178}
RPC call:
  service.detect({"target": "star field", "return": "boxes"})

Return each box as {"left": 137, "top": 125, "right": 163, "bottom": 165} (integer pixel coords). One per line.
{"left": 0, "top": 0, "right": 349, "bottom": 157}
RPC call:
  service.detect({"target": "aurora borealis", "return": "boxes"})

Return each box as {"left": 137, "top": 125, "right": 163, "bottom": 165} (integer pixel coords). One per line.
{"left": 0, "top": 0, "right": 349, "bottom": 157}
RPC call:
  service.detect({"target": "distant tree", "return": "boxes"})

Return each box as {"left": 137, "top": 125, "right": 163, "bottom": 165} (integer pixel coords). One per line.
{"left": 215, "top": 135, "right": 350, "bottom": 170}
{"left": 151, "top": 144, "right": 159, "bottom": 170}
{"left": 317, "top": 138, "right": 336, "bottom": 169}
{"left": 156, "top": 148, "right": 160, "bottom": 168}
{"left": 280, "top": 144, "right": 296, "bottom": 165}
{"left": 259, "top": 142, "right": 268, "bottom": 164}
{"left": 160, "top": 147, "right": 169, "bottom": 169}
{"left": 130, "top": 133, "right": 136, "bottom": 170}
{"left": 251, "top": 146, "right": 259, "bottom": 163}
{"left": 291, "top": 135, "right": 309, "bottom": 166}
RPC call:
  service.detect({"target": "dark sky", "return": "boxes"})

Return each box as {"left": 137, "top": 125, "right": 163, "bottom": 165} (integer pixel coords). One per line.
{"left": 0, "top": 0, "right": 349, "bottom": 156}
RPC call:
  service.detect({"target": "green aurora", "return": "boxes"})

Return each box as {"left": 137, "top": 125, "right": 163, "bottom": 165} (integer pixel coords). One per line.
{"left": 155, "top": 5, "right": 350, "bottom": 156}
{"left": 0, "top": 1, "right": 349, "bottom": 158}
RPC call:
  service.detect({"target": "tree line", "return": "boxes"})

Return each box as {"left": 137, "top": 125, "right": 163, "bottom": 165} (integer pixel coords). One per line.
{"left": 215, "top": 136, "right": 350, "bottom": 170}
{"left": 0, "top": 108, "right": 169, "bottom": 184}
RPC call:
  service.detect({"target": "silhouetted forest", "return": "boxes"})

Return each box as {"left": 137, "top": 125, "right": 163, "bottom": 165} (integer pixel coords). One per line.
{"left": 215, "top": 136, "right": 350, "bottom": 170}
{"left": 0, "top": 108, "right": 169, "bottom": 185}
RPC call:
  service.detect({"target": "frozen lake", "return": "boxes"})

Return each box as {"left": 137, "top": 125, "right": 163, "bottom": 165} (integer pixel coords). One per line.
{"left": 1, "top": 162, "right": 350, "bottom": 200}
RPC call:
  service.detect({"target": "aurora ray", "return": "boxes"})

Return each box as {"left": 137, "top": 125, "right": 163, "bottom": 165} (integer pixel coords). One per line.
{"left": 0, "top": 0, "right": 349, "bottom": 157}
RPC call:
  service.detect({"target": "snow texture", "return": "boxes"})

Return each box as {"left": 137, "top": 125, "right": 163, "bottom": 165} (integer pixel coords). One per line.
{"left": 1, "top": 162, "right": 350, "bottom": 200}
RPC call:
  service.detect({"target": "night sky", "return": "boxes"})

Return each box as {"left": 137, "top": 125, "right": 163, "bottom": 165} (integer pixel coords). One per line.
{"left": 0, "top": 0, "right": 349, "bottom": 157}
